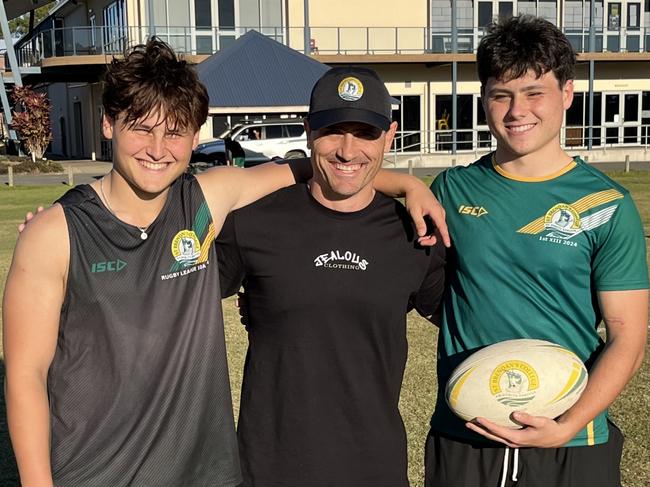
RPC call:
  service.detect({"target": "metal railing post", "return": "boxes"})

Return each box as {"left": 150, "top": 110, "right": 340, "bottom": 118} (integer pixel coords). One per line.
{"left": 368, "top": 27, "right": 371, "bottom": 53}
{"left": 395, "top": 27, "right": 398, "bottom": 54}
{"left": 337, "top": 27, "right": 341, "bottom": 54}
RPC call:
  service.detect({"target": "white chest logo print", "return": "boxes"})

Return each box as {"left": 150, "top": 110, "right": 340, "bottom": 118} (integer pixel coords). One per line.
{"left": 314, "top": 250, "right": 370, "bottom": 271}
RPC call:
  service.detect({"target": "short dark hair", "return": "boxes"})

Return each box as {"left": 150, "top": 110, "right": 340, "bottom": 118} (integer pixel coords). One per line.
{"left": 102, "top": 37, "right": 209, "bottom": 131}
{"left": 477, "top": 15, "right": 576, "bottom": 87}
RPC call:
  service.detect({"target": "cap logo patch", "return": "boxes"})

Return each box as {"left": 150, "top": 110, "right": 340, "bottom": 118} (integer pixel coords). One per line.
{"left": 338, "top": 77, "right": 364, "bottom": 101}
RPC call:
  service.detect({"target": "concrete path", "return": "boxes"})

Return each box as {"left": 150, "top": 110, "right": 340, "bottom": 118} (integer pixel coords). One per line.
{"left": 1, "top": 160, "right": 112, "bottom": 186}
{"left": 1, "top": 159, "right": 649, "bottom": 187}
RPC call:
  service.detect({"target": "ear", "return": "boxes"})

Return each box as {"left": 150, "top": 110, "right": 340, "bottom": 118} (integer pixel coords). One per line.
{"left": 562, "top": 80, "right": 574, "bottom": 110}
{"left": 192, "top": 130, "right": 200, "bottom": 150}
{"left": 304, "top": 119, "right": 314, "bottom": 151}
{"left": 383, "top": 121, "right": 399, "bottom": 152}
{"left": 102, "top": 113, "right": 115, "bottom": 139}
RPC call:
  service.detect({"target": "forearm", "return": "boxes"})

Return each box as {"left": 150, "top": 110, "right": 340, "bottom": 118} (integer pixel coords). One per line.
{"left": 466, "top": 290, "right": 647, "bottom": 449}
{"left": 6, "top": 373, "right": 54, "bottom": 486}
{"left": 373, "top": 169, "right": 424, "bottom": 198}
{"left": 557, "top": 331, "right": 645, "bottom": 438}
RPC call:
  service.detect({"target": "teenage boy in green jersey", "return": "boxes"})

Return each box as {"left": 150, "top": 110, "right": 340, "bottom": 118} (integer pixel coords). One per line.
{"left": 426, "top": 15, "right": 648, "bottom": 487}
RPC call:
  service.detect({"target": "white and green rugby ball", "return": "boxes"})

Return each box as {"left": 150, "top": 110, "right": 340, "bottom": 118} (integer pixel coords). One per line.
{"left": 445, "top": 339, "right": 588, "bottom": 429}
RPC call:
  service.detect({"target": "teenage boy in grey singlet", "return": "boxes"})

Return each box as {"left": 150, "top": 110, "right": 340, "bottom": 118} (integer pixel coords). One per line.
{"left": 4, "top": 40, "right": 445, "bottom": 486}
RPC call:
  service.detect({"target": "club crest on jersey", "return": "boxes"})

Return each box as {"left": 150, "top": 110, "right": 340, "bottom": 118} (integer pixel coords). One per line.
{"left": 171, "top": 230, "right": 201, "bottom": 267}
{"left": 338, "top": 77, "right": 364, "bottom": 101}
{"left": 543, "top": 204, "right": 581, "bottom": 239}
{"left": 517, "top": 189, "right": 623, "bottom": 249}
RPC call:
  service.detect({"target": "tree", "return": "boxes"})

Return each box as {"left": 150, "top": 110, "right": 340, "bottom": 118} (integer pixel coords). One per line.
{"left": 2, "top": 4, "right": 56, "bottom": 38}
{"left": 11, "top": 86, "right": 53, "bottom": 161}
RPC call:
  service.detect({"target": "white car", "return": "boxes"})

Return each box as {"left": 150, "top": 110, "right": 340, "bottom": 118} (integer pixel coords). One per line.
{"left": 227, "top": 120, "right": 309, "bottom": 160}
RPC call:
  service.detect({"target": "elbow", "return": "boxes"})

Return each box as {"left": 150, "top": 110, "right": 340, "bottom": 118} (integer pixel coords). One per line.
{"left": 631, "top": 346, "right": 645, "bottom": 375}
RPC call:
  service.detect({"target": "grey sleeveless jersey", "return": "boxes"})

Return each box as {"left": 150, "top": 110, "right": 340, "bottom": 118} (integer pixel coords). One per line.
{"left": 50, "top": 175, "right": 241, "bottom": 486}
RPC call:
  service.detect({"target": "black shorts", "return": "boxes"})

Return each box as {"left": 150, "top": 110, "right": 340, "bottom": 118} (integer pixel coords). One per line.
{"left": 424, "top": 421, "right": 624, "bottom": 487}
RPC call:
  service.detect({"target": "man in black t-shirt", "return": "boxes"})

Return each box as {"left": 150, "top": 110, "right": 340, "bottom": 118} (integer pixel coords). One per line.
{"left": 217, "top": 67, "right": 445, "bottom": 487}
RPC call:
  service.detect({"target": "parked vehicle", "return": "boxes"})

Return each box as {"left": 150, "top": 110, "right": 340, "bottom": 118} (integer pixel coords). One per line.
{"left": 228, "top": 119, "right": 309, "bottom": 160}
{"left": 190, "top": 138, "right": 270, "bottom": 171}
{"left": 191, "top": 119, "right": 309, "bottom": 171}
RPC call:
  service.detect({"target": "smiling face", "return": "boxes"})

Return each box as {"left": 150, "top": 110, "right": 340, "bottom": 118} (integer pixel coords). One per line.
{"left": 482, "top": 70, "right": 573, "bottom": 165}
{"left": 102, "top": 112, "right": 199, "bottom": 196}
{"left": 306, "top": 120, "right": 397, "bottom": 210}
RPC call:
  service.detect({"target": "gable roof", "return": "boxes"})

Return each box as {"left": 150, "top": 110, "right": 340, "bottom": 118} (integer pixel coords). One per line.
{"left": 2, "top": 0, "right": 57, "bottom": 21}
{"left": 196, "top": 30, "right": 330, "bottom": 109}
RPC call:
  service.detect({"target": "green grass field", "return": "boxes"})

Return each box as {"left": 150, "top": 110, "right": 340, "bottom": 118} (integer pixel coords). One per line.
{"left": 1, "top": 174, "right": 649, "bottom": 486}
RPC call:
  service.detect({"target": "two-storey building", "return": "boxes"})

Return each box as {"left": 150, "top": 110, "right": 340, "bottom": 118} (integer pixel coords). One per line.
{"left": 10, "top": 0, "right": 650, "bottom": 161}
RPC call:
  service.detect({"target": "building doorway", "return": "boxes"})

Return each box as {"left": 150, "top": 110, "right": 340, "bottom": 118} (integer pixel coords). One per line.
{"left": 59, "top": 117, "right": 68, "bottom": 156}
{"left": 391, "top": 95, "right": 421, "bottom": 152}
{"left": 73, "top": 102, "right": 85, "bottom": 157}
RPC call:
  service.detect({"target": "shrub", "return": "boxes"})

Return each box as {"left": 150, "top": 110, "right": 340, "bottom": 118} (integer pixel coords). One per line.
{"left": 11, "top": 86, "right": 53, "bottom": 161}
{"left": 0, "top": 159, "right": 63, "bottom": 175}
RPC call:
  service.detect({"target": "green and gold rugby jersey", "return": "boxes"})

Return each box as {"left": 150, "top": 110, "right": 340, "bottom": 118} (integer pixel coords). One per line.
{"left": 430, "top": 154, "right": 648, "bottom": 447}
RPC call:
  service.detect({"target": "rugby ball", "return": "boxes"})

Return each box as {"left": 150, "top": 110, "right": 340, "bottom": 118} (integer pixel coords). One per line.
{"left": 445, "top": 339, "right": 588, "bottom": 429}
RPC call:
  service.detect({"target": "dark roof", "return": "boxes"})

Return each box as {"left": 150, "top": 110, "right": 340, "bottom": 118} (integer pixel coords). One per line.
{"left": 196, "top": 30, "right": 330, "bottom": 108}
{"left": 3, "top": 0, "right": 57, "bottom": 20}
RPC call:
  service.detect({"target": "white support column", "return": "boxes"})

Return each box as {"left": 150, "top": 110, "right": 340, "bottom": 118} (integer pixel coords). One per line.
{"left": 0, "top": 73, "right": 17, "bottom": 141}
{"left": 0, "top": 1, "right": 22, "bottom": 88}
{"left": 0, "top": 0, "right": 22, "bottom": 144}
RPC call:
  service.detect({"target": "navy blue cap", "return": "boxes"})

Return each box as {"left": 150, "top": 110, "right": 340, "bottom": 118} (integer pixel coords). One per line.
{"left": 307, "top": 66, "right": 392, "bottom": 131}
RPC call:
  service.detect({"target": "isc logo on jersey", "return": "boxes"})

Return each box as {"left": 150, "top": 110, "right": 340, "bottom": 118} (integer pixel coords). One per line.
{"left": 171, "top": 230, "right": 201, "bottom": 267}
{"left": 458, "top": 205, "right": 488, "bottom": 218}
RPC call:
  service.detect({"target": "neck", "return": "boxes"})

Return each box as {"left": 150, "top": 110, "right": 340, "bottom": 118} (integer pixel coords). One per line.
{"left": 94, "top": 170, "right": 169, "bottom": 228}
{"left": 308, "top": 179, "right": 375, "bottom": 213}
{"left": 494, "top": 144, "right": 573, "bottom": 179}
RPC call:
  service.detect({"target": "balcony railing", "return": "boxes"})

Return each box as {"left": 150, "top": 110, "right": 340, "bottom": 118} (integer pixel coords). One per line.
{"left": 390, "top": 125, "right": 650, "bottom": 155}
{"left": 11, "top": 25, "right": 650, "bottom": 69}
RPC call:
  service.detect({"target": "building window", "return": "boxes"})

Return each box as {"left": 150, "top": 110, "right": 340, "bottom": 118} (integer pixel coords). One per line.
{"left": 103, "top": 0, "right": 126, "bottom": 52}
{"left": 627, "top": 3, "right": 640, "bottom": 29}
{"left": 642, "top": 92, "right": 650, "bottom": 145}
{"left": 498, "top": 2, "right": 514, "bottom": 21}
{"left": 475, "top": 97, "right": 493, "bottom": 148}
{"left": 565, "top": 93, "right": 585, "bottom": 146}
{"left": 478, "top": 2, "right": 493, "bottom": 28}
{"left": 219, "top": 0, "right": 235, "bottom": 29}
{"left": 195, "top": 0, "right": 212, "bottom": 29}
{"left": 435, "top": 95, "right": 473, "bottom": 151}
{"left": 391, "top": 95, "right": 421, "bottom": 152}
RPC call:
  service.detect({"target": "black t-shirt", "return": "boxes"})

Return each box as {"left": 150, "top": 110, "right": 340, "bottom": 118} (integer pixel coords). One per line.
{"left": 217, "top": 184, "right": 445, "bottom": 487}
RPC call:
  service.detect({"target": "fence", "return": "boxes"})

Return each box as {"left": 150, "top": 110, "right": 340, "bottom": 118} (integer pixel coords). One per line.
{"left": 389, "top": 124, "right": 650, "bottom": 157}
{"left": 12, "top": 24, "right": 650, "bottom": 68}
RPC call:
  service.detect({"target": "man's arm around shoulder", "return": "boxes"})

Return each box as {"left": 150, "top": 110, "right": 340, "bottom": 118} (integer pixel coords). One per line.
{"left": 195, "top": 159, "right": 311, "bottom": 233}
{"left": 3, "top": 205, "right": 69, "bottom": 487}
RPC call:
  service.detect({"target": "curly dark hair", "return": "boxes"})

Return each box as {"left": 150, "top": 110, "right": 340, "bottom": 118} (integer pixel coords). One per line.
{"left": 102, "top": 37, "right": 209, "bottom": 131}
{"left": 477, "top": 15, "right": 576, "bottom": 87}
